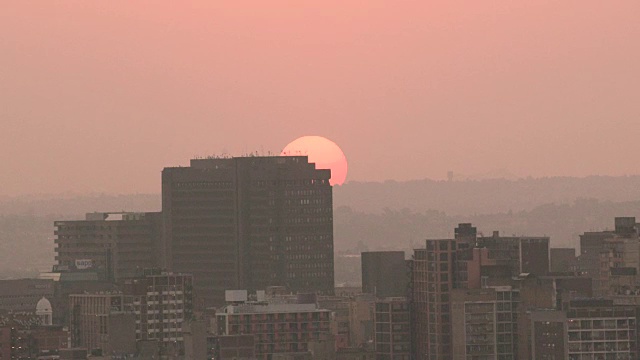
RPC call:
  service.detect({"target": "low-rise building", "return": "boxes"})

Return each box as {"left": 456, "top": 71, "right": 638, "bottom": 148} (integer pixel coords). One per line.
{"left": 0, "top": 279, "right": 54, "bottom": 312}
{"left": 68, "top": 292, "right": 136, "bottom": 354}
{"left": 524, "top": 299, "right": 638, "bottom": 360}
{"left": 207, "top": 334, "right": 256, "bottom": 360}
{"left": 216, "top": 291, "right": 332, "bottom": 360}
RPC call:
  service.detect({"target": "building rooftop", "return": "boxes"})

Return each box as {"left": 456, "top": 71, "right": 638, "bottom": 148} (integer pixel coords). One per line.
{"left": 218, "top": 302, "right": 327, "bottom": 315}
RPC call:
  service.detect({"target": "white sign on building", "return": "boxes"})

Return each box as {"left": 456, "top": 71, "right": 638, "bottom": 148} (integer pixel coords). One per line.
{"left": 75, "top": 259, "right": 93, "bottom": 270}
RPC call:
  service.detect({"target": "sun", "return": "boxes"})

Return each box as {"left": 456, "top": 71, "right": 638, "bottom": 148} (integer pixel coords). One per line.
{"left": 281, "top": 136, "right": 348, "bottom": 186}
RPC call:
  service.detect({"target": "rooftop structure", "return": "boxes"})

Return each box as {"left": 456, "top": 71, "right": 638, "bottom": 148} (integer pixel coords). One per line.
{"left": 35, "top": 297, "right": 53, "bottom": 326}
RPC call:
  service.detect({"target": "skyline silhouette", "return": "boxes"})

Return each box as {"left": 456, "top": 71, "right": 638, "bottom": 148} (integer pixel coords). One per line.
{"left": 2, "top": 1, "right": 640, "bottom": 196}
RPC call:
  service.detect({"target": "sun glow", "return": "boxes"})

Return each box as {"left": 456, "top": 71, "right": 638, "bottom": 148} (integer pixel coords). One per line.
{"left": 281, "top": 136, "right": 348, "bottom": 186}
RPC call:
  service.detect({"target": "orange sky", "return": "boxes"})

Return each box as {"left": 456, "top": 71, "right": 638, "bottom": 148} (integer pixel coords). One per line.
{"left": 1, "top": 1, "right": 640, "bottom": 195}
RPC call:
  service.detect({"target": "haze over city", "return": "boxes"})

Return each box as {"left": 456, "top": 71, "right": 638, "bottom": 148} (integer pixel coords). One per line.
{"left": 2, "top": 1, "right": 640, "bottom": 196}
{"left": 5, "top": 2, "right": 640, "bottom": 359}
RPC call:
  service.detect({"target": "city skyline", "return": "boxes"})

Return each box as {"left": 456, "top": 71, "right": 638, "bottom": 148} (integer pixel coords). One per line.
{"left": 4, "top": 2, "right": 640, "bottom": 359}
{"left": 3, "top": 1, "right": 640, "bottom": 195}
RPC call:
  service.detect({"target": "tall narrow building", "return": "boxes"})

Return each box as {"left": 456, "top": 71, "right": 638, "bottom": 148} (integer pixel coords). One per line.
{"left": 162, "top": 156, "right": 334, "bottom": 306}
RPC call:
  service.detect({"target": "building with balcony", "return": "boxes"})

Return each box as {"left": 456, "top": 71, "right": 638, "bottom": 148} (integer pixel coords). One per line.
{"left": 215, "top": 291, "right": 332, "bottom": 360}
{"left": 374, "top": 297, "right": 410, "bottom": 360}
{"left": 524, "top": 299, "right": 638, "bottom": 360}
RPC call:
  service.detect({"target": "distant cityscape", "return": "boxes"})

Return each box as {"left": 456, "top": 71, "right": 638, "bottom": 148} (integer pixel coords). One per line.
{"left": 1, "top": 156, "right": 639, "bottom": 359}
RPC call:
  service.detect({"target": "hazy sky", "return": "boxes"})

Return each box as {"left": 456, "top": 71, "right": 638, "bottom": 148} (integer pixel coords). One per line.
{"left": 2, "top": 1, "right": 640, "bottom": 195}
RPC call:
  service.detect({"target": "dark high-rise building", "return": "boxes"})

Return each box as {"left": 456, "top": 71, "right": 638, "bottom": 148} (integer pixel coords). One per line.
{"left": 550, "top": 248, "right": 578, "bottom": 273}
{"left": 162, "top": 156, "right": 334, "bottom": 306}
{"left": 54, "top": 212, "right": 163, "bottom": 282}
{"left": 578, "top": 217, "right": 640, "bottom": 296}
{"left": 361, "top": 251, "right": 407, "bottom": 298}
{"left": 411, "top": 239, "right": 457, "bottom": 360}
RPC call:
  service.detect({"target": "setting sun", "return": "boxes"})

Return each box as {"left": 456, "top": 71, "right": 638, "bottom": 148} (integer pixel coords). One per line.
{"left": 281, "top": 136, "right": 348, "bottom": 186}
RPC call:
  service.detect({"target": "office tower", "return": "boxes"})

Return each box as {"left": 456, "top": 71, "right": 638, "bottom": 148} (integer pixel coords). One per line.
{"left": 54, "top": 212, "right": 163, "bottom": 281}
{"left": 578, "top": 217, "right": 640, "bottom": 296}
{"left": 121, "top": 272, "right": 193, "bottom": 350}
{"left": 215, "top": 291, "right": 332, "bottom": 360}
{"left": 162, "top": 156, "right": 334, "bottom": 306}
{"left": 451, "top": 288, "right": 498, "bottom": 359}
{"left": 361, "top": 251, "right": 407, "bottom": 298}
{"left": 411, "top": 239, "right": 456, "bottom": 360}
{"left": 451, "top": 287, "right": 519, "bottom": 360}
{"left": 525, "top": 310, "right": 567, "bottom": 359}
{"left": 374, "top": 297, "right": 411, "bottom": 359}
{"left": 68, "top": 292, "right": 136, "bottom": 353}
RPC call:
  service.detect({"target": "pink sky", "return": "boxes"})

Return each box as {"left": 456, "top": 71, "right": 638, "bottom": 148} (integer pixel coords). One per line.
{"left": 1, "top": 1, "right": 640, "bottom": 195}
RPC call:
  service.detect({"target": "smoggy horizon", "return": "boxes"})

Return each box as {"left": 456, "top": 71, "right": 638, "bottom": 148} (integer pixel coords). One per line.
{"left": 2, "top": 2, "right": 640, "bottom": 196}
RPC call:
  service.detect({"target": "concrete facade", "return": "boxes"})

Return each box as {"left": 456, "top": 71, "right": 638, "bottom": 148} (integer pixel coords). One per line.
{"left": 54, "top": 212, "right": 162, "bottom": 282}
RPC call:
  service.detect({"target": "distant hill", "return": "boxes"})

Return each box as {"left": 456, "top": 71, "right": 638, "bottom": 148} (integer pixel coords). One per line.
{"left": 333, "top": 198, "right": 640, "bottom": 285}
{"left": 334, "top": 198, "right": 640, "bottom": 254}
{"left": 0, "top": 193, "right": 160, "bottom": 217}
{"left": 4, "top": 175, "right": 640, "bottom": 217}
{"left": 334, "top": 175, "right": 640, "bottom": 215}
